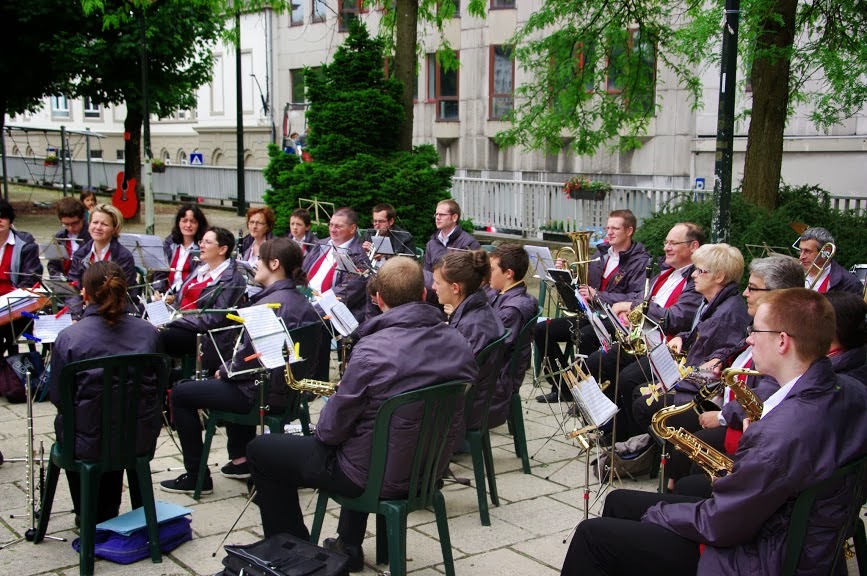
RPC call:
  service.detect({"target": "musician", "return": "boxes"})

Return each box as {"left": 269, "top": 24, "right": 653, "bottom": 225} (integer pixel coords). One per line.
{"left": 46, "top": 198, "right": 91, "bottom": 280}
{"left": 152, "top": 203, "right": 207, "bottom": 296}
{"left": 432, "top": 249, "right": 504, "bottom": 430}
{"left": 361, "top": 203, "right": 415, "bottom": 268}
{"left": 247, "top": 258, "right": 477, "bottom": 571}
{"left": 50, "top": 261, "right": 162, "bottom": 523}
{"left": 239, "top": 207, "right": 275, "bottom": 267}
{"left": 561, "top": 289, "right": 867, "bottom": 576}
{"left": 0, "top": 199, "right": 43, "bottom": 354}
{"left": 798, "top": 226, "right": 862, "bottom": 294}
{"left": 286, "top": 208, "right": 318, "bottom": 256}
{"left": 158, "top": 227, "right": 247, "bottom": 372}
{"left": 487, "top": 243, "right": 539, "bottom": 428}
{"left": 534, "top": 209, "right": 651, "bottom": 403}
{"left": 302, "top": 207, "right": 369, "bottom": 321}
{"left": 161, "top": 238, "right": 320, "bottom": 494}
{"left": 666, "top": 255, "right": 804, "bottom": 490}
{"left": 631, "top": 243, "right": 750, "bottom": 437}
{"left": 423, "top": 199, "right": 480, "bottom": 273}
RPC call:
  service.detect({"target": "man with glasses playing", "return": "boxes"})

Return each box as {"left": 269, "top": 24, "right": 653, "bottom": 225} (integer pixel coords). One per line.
{"left": 560, "top": 288, "right": 867, "bottom": 576}
{"left": 47, "top": 197, "right": 91, "bottom": 279}
{"left": 361, "top": 203, "right": 415, "bottom": 269}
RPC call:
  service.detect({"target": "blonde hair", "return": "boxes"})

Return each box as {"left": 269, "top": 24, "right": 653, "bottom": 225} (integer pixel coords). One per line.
{"left": 91, "top": 203, "right": 124, "bottom": 237}
{"left": 692, "top": 243, "right": 744, "bottom": 284}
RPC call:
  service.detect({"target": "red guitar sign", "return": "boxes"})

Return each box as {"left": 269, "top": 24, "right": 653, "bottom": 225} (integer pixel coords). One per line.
{"left": 113, "top": 172, "right": 138, "bottom": 219}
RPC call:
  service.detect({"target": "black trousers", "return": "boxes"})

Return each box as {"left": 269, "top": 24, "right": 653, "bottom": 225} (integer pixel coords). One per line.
{"left": 584, "top": 348, "right": 649, "bottom": 440}
{"left": 534, "top": 317, "right": 600, "bottom": 396}
{"left": 160, "top": 324, "right": 198, "bottom": 359}
{"left": 66, "top": 469, "right": 144, "bottom": 523}
{"left": 632, "top": 390, "right": 701, "bottom": 439}
{"left": 171, "top": 378, "right": 255, "bottom": 476}
{"left": 560, "top": 489, "right": 702, "bottom": 576}
{"left": 247, "top": 435, "right": 365, "bottom": 543}
{"left": 675, "top": 473, "right": 714, "bottom": 499}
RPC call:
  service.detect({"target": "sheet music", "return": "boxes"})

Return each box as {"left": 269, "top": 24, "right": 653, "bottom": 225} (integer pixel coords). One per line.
{"left": 648, "top": 342, "right": 682, "bottom": 391}
{"left": 319, "top": 290, "right": 359, "bottom": 337}
{"left": 145, "top": 300, "right": 173, "bottom": 327}
{"left": 372, "top": 235, "right": 394, "bottom": 255}
{"left": 524, "top": 245, "right": 556, "bottom": 280}
{"left": 334, "top": 250, "right": 359, "bottom": 274}
{"left": 33, "top": 314, "right": 73, "bottom": 343}
{"left": 237, "top": 305, "right": 287, "bottom": 369}
{"left": 0, "top": 288, "right": 45, "bottom": 314}
{"left": 119, "top": 233, "right": 170, "bottom": 270}
{"left": 569, "top": 374, "right": 618, "bottom": 427}
{"left": 39, "top": 238, "right": 79, "bottom": 260}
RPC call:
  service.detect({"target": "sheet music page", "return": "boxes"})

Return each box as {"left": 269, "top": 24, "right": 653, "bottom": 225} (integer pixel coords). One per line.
{"left": 39, "top": 241, "right": 69, "bottom": 260}
{"left": 524, "top": 245, "right": 555, "bottom": 280}
{"left": 0, "top": 289, "right": 43, "bottom": 313}
{"left": 318, "top": 290, "right": 357, "bottom": 336}
{"left": 145, "top": 300, "right": 173, "bottom": 327}
{"left": 372, "top": 236, "right": 394, "bottom": 255}
{"left": 33, "top": 314, "right": 73, "bottom": 343}
{"left": 237, "top": 305, "right": 287, "bottom": 369}
{"left": 648, "top": 342, "right": 682, "bottom": 391}
{"left": 569, "top": 375, "right": 618, "bottom": 427}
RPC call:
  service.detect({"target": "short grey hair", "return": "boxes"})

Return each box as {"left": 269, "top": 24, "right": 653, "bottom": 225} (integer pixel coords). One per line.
{"left": 749, "top": 255, "right": 804, "bottom": 290}
{"left": 800, "top": 227, "right": 834, "bottom": 245}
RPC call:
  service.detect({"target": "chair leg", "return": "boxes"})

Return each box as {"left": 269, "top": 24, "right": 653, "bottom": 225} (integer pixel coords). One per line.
{"left": 136, "top": 460, "right": 163, "bottom": 564}
{"left": 467, "top": 431, "right": 490, "bottom": 526}
{"left": 78, "top": 467, "right": 102, "bottom": 576}
{"left": 33, "top": 459, "right": 60, "bottom": 544}
{"left": 510, "top": 394, "right": 531, "bottom": 474}
{"left": 855, "top": 517, "right": 867, "bottom": 576}
{"left": 375, "top": 512, "right": 388, "bottom": 566}
{"left": 433, "top": 491, "right": 456, "bottom": 576}
{"left": 482, "top": 430, "right": 499, "bottom": 507}
{"left": 194, "top": 415, "right": 218, "bottom": 501}
{"left": 383, "top": 505, "right": 407, "bottom": 576}
{"left": 308, "top": 491, "right": 329, "bottom": 545}
{"left": 300, "top": 398, "right": 312, "bottom": 436}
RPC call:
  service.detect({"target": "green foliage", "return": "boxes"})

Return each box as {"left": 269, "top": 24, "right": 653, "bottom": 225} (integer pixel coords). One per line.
{"left": 634, "top": 185, "right": 867, "bottom": 272}
{"left": 263, "top": 22, "right": 456, "bottom": 242}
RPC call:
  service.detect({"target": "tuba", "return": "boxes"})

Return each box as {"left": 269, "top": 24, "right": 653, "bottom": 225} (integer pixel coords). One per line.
{"left": 284, "top": 360, "right": 338, "bottom": 397}
{"left": 554, "top": 231, "right": 594, "bottom": 286}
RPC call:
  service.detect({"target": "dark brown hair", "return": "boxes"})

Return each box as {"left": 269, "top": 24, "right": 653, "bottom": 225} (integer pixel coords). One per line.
{"left": 259, "top": 237, "right": 308, "bottom": 286}
{"left": 82, "top": 261, "right": 129, "bottom": 326}
{"left": 290, "top": 208, "right": 311, "bottom": 227}
{"left": 609, "top": 209, "right": 637, "bottom": 233}
{"left": 490, "top": 243, "right": 529, "bottom": 280}
{"left": 824, "top": 291, "right": 867, "bottom": 351}
{"left": 56, "top": 197, "right": 86, "bottom": 220}
{"left": 434, "top": 249, "right": 490, "bottom": 295}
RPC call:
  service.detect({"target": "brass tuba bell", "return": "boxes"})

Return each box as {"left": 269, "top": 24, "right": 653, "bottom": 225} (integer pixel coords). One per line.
{"left": 553, "top": 231, "right": 594, "bottom": 286}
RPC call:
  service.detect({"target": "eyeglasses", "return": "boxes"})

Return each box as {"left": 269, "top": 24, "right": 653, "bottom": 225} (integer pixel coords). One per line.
{"left": 328, "top": 222, "right": 347, "bottom": 229}
{"left": 745, "top": 285, "right": 771, "bottom": 293}
{"left": 248, "top": 220, "right": 267, "bottom": 227}
{"left": 663, "top": 240, "right": 689, "bottom": 247}
{"left": 747, "top": 327, "right": 796, "bottom": 338}
{"left": 694, "top": 268, "right": 711, "bottom": 275}
{"left": 372, "top": 219, "right": 389, "bottom": 225}
{"left": 199, "top": 239, "right": 217, "bottom": 246}
{"left": 434, "top": 212, "right": 454, "bottom": 218}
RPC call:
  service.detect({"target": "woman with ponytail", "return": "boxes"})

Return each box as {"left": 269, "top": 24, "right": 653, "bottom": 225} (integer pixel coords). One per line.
{"left": 162, "top": 237, "right": 320, "bottom": 495}
{"left": 432, "top": 249, "right": 505, "bottom": 430}
{"left": 49, "top": 261, "right": 162, "bottom": 523}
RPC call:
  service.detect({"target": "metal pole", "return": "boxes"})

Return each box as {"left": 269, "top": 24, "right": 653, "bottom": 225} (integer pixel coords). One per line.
{"left": 1, "top": 127, "right": 9, "bottom": 201}
{"left": 710, "top": 0, "right": 741, "bottom": 243}
{"left": 236, "top": 8, "right": 246, "bottom": 216}
{"left": 60, "top": 125, "right": 68, "bottom": 197}
{"left": 85, "top": 128, "right": 92, "bottom": 190}
{"left": 141, "top": 9, "right": 154, "bottom": 235}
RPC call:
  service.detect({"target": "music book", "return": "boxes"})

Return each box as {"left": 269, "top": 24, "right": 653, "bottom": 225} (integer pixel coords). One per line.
{"left": 648, "top": 342, "right": 682, "bottom": 391}
{"left": 33, "top": 314, "right": 73, "bottom": 343}
{"left": 524, "top": 245, "right": 556, "bottom": 280}
{"left": 119, "top": 233, "right": 169, "bottom": 271}
{"left": 565, "top": 371, "right": 619, "bottom": 428}
{"left": 319, "top": 290, "right": 359, "bottom": 337}
{"left": 144, "top": 300, "right": 173, "bottom": 327}
{"left": 237, "top": 305, "right": 289, "bottom": 369}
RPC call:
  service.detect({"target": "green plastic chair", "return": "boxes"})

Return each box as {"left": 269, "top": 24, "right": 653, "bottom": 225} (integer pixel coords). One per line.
{"left": 782, "top": 454, "right": 867, "bottom": 576}
{"left": 33, "top": 353, "right": 172, "bottom": 576}
{"left": 309, "top": 380, "right": 472, "bottom": 576}
{"left": 507, "top": 311, "right": 541, "bottom": 474}
{"left": 414, "top": 246, "right": 424, "bottom": 262}
{"left": 465, "top": 330, "right": 510, "bottom": 526}
{"left": 193, "top": 322, "right": 323, "bottom": 500}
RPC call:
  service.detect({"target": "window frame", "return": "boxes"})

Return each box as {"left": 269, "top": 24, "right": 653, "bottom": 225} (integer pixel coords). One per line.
{"left": 427, "top": 53, "right": 460, "bottom": 122}
{"left": 488, "top": 44, "right": 515, "bottom": 120}
{"left": 312, "top": 0, "right": 326, "bottom": 23}
{"left": 490, "top": 0, "right": 515, "bottom": 9}
{"left": 290, "top": 0, "right": 304, "bottom": 26}
{"left": 51, "top": 95, "right": 70, "bottom": 119}
{"left": 83, "top": 97, "right": 101, "bottom": 120}
{"left": 339, "top": 0, "right": 361, "bottom": 32}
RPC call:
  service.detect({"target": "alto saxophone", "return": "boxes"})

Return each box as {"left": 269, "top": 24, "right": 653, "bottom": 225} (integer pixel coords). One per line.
{"left": 284, "top": 361, "right": 338, "bottom": 397}
{"left": 721, "top": 367, "right": 763, "bottom": 422}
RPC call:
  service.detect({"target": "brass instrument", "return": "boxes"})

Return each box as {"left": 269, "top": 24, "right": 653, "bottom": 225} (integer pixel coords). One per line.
{"left": 721, "top": 367, "right": 763, "bottom": 422}
{"left": 806, "top": 242, "right": 836, "bottom": 289}
{"left": 554, "top": 231, "right": 594, "bottom": 286}
{"left": 284, "top": 361, "right": 338, "bottom": 397}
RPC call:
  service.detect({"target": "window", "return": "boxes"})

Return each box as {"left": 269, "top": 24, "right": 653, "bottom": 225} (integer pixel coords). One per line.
{"left": 290, "top": 0, "right": 304, "bottom": 25}
{"left": 491, "top": 0, "right": 514, "bottom": 8}
{"left": 83, "top": 97, "right": 100, "bottom": 119}
{"left": 89, "top": 149, "right": 103, "bottom": 160}
{"left": 211, "top": 54, "right": 225, "bottom": 114}
{"left": 339, "top": 0, "right": 361, "bottom": 32}
{"left": 606, "top": 29, "right": 656, "bottom": 113}
{"left": 51, "top": 95, "right": 70, "bottom": 118}
{"left": 116, "top": 149, "right": 125, "bottom": 161}
{"left": 427, "top": 53, "right": 459, "bottom": 121}
{"left": 291, "top": 69, "right": 307, "bottom": 104}
{"left": 312, "top": 0, "right": 326, "bottom": 22}
{"left": 489, "top": 45, "right": 514, "bottom": 119}
{"left": 172, "top": 108, "right": 195, "bottom": 121}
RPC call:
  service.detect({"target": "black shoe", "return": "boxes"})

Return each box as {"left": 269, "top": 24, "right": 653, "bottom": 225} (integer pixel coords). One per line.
{"left": 536, "top": 391, "right": 565, "bottom": 403}
{"left": 323, "top": 536, "right": 364, "bottom": 572}
{"left": 0, "top": 449, "right": 3, "bottom": 466}
{"left": 221, "top": 461, "right": 251, "bottom": 479}
{"left": 160, "top": 472, "right": 213, "bottom": 495}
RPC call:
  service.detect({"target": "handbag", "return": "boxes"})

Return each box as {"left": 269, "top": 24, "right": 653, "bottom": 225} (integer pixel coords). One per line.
{"left": 0, "top": 352, "right": 44, "bottom": 403}
{"left": 220, "top": 533, "right": 350, "bottom": 576}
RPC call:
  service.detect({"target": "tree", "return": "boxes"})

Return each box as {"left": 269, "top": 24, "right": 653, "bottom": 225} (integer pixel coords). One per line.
{"left": 498, "top": 0, "right": 867, "bottom": 209}
{"left": 264, "top": 21, "right": 455, "bottom": 241}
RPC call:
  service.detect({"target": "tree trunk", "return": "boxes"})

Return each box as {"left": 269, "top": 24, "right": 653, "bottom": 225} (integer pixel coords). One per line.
{"left": 123, "top": 108, "right": 143, "bottom": 221}
{"left": 741, "top": 0, "right": 798, "bottom": 210}
{"left": 394, "top": 0, "right": 418, "bottom": 152}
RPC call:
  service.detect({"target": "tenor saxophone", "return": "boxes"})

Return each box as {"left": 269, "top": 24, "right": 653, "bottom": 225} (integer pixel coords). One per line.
{"left": 284, "top": 361, "right": 338, "bottom": 397}
{"left": 721, "top": 367, "right": 763, "bottom": 422}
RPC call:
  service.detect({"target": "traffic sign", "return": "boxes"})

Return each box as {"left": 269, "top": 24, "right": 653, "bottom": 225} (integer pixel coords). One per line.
{"left": 190, "top": 152, "right": 204, "bottom": 166}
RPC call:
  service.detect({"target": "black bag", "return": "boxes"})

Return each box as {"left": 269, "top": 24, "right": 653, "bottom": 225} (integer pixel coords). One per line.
{"left": 220, "top": 533, "right": 350, "bottom": 576}
{"left": 0, "top": 352, "right": 44, "bottom": 403}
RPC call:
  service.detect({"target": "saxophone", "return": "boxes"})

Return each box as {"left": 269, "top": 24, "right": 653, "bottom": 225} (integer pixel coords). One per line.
{"left": 284, "top": 361, "right": 338, "bottom": 397}
{"left": 721, "top": 367, "right": 763, "bottom": 422}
